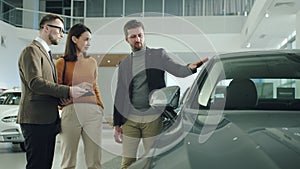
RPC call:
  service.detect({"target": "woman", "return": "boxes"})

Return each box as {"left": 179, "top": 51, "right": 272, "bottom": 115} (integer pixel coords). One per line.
{"left": 55, "top": 23, "right": 104, "bottom": 169}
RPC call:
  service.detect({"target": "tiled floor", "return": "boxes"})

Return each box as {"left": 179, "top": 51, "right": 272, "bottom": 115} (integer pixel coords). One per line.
{"left": 0, "top": 128, "right": 123, "bottom": 169}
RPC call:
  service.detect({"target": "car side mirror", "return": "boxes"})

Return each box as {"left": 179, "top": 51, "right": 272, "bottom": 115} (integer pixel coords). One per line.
{"left": 149, "top": 86, "right": 180, "bottom": 109}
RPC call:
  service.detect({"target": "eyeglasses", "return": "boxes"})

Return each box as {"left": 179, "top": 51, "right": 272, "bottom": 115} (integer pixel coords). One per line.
{"left": 47, "top": 24, "right": 65, "bottom": 34}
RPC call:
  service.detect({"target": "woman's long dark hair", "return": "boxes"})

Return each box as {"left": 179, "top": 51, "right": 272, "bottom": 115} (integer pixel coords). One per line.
{"left": 63, "top": 23, "right": 91, "bottom": 61}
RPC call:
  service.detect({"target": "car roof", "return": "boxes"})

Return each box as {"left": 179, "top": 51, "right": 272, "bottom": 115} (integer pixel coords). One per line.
{"left": 2, "top": 88, "right": 21, "bottom": 94}
{"left": 210, "top": 49, "right": 300, "bottom": 79}
{"left": 216, "top": 49, "right": 300, "bottom": 59}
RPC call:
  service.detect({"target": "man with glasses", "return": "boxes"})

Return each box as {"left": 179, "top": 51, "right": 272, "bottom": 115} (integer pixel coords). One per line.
{"left": 18, "top": 14, "right": 89, "bottom": 169}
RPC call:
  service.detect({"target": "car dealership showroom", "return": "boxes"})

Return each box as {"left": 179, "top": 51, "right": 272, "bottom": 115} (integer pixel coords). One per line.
{"left": 1, "top": 0, "right": 300, "bottom": 169}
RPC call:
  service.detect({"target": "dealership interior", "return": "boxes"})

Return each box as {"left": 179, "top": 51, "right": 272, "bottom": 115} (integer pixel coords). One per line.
{"left": 1, "top": 0, "right": 300, "bottom": 168}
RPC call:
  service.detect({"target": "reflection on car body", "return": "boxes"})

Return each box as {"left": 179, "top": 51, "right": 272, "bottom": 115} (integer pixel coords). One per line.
{"left": 129, "top": 49, "right": 300, "bottom": 169}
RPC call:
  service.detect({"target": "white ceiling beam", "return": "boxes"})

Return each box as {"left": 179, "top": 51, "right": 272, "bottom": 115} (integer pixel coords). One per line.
{"left": 240, "top": 0, "right": 274, "bottom": 47}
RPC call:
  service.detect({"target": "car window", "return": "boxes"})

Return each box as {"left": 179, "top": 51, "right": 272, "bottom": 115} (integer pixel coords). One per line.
{"left": 0, "top": 95, "right": 7, "bottom": 104}
{"left": 0, "top": 93, "right": 10, "bottom": 104}
{"left": 208, "top": 78, "right": 300, "bottom": 110}
{"left": 195, "top": 53, "right": 300, "bottom": 110}
{"left": 198, "top": 61, "right": 225, "bottom": 107}
{"left": 0, "top": 92, "right": 21, "bottom": 105}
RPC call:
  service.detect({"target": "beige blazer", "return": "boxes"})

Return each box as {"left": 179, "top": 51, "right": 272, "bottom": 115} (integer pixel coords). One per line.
{"left": 18, "top": 40, "right": 70, "bottom": 124}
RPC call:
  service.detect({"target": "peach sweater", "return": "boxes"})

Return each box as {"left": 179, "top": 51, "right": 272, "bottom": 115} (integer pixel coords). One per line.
{"left": 55, "top": 57, "right": 104, "bottom": 109}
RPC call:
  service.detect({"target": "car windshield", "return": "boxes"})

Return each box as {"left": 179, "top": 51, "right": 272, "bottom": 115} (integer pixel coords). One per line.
{"left": 187, "top": 52, "right": 300, "bottom": 111}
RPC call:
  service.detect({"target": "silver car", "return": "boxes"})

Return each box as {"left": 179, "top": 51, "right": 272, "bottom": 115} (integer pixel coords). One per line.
{"left": 0, "top": 88, "right": 25, "bottom": 151}
{"left": 130, "top": 49, "right": 300, "bottom": 169}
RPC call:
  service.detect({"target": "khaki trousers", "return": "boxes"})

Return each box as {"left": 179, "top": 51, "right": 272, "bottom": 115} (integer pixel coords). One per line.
{"left": 60, "top": 103, "right": 103, "bottom": 169}
{"left": 121, "top": 114, "right": 162, "bottom": 169}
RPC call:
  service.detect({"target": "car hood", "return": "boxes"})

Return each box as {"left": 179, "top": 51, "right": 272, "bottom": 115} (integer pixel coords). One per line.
{"left": 0, "top": 105, "right": 19, "bottom": 118}
{"left": 182, "top": 122, "right": 281, "bottom": 169}
{"left": 143, "top": 111, "right": 300, "bottom": 169}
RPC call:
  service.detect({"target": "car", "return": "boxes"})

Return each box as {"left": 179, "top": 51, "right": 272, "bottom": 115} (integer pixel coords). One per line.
{"left": 0, "top": 88, "right": 25, "bottom": 151}
{"left": 129, "top": 49, "right": 300, "bottom": 169}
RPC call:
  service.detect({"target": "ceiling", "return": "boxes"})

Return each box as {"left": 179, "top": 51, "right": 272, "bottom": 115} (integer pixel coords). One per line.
{"left": 243, "top": 0, "right": 300, "bottom": 49}
{"left": 8, "top": 0, "right": 300, "bottom": 66}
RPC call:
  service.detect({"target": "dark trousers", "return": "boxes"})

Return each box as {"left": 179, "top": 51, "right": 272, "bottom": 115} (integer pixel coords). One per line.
{"left": 21, "top": 122, "right": 57, "bottom": 169}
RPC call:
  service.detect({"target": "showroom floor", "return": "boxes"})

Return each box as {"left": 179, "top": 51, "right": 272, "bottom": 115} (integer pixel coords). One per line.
{"left": 0, "top": 128, "right": 124, "bottom": 169}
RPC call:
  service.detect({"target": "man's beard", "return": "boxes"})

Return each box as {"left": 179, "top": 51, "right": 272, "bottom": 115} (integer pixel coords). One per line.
{"left": 49, "top": 34, "right": 59, "bottom": 45}
{"left": 132, "top": 42, "right": 143, "bottom": 51}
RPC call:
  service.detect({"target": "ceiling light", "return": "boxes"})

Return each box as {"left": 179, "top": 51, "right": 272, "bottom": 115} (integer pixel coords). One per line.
{"left": 107, "top": 60, "right": 111, "bottom": 63}
{"left": 265, "top": 12, "right": 269, "bottom": 18}
{"left": 246, "top": 43, "right": 251, "bottom": 48}
{"left": 291, "top": 30, "right": 296, "bottom": 37}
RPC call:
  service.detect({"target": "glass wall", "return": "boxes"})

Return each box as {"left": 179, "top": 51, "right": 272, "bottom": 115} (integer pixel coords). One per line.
{"left": 87, "top": 0, "right": 103, "bottom": 17}
{"left": 185, "top": 0, "right": 204, "bottom": 16}
{"left": 73, "top": 0, "right": 84, "bottom": 17}
{"left": 145, "top": 0, "right": 162, "bottom": 16}
{"left": 0, "top": 0, "right": 256, "bottom": 29}
{"left": 125, "top": 0, "right": 142, "bottom": 16}
{"left": 1, "top": 0, "right": 256, "bottom": 18}
{"left": 45, "top": 0, "right": 63, "bottom": 14}
{"left": 165, "top": 0, "right": 183, "bottom": 16}
{"left": 90, "top": 0, "right": 255, "bottom": 17}
{"left": 106, "top": 0, "right": 123, "bottom": 17}
{"left": 0, "top": 0, "right": 22, "bottom": 27}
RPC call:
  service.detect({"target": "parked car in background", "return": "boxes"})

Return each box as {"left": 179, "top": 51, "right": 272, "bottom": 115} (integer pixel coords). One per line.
{"left": 0, "top": 88, "right": 7, "bottom": 94}
{"left": 130, "top": 49, "right": 300, "bottom": 169}
{"left": 0, "top": 88, "right": 25, "bottom": 151}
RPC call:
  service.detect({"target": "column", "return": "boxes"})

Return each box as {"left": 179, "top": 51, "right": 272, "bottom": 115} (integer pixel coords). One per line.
{"left": 23, "top": 0, "right": 39, "bottom": 29}
{"left": 295, "top": 10, "right": 300, "bottom": 98}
